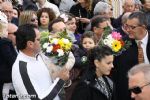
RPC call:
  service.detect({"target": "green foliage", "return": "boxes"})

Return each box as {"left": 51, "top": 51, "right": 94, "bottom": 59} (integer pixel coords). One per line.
{"left": 98, "top": 26, "right": 112, "bottom": 46}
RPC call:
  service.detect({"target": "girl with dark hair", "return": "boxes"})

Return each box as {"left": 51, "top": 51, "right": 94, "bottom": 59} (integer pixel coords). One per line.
{"left": 71, "top": 46, "right": 116, "bottom": 100}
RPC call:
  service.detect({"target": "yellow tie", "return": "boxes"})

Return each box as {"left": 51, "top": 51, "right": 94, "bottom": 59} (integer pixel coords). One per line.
{"left": 138, "top": 41, "right": 144, "bottom": 63}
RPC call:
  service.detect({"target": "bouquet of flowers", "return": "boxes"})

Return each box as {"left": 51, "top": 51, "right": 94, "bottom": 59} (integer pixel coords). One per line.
{"left": 99, "top": 27, "right": 131, "bottom": 56}
{"left": 40, "top": 31, "right": 72, "bottom": 66}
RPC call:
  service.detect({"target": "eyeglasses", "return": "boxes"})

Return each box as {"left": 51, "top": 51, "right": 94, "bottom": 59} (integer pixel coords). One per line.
{"left": 129, "top": 82, "right": 150, "bottom": 94}
{"left": 31, "top": 18, "right": 37, "bottom": 22}
{"left": 125, "top": 24, "right": 141, "bottom": 30}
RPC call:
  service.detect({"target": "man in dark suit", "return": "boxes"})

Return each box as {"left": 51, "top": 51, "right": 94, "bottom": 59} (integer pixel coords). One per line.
{"left": 112, "top": 11, "right": 150, "bottom": 100}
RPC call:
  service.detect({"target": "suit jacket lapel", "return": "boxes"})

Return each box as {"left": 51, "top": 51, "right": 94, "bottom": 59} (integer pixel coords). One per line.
{"left": 146, "top": 32, "right": 150, "bottom": 62}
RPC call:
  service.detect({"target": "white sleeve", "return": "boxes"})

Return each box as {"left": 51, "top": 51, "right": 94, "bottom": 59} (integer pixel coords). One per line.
{"left": 38, "top": 78, "right": 64, "bottom": 100}
{"left": 65, "top": 52, "right": 75, "bottom": 70}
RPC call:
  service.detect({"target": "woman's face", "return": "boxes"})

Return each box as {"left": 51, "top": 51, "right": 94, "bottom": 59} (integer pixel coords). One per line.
{"left": 30, "top": 14, "right": 38, "bottom": 27}
{"left": 40, "top": 12, "right": 49, "bottom": 26}
{"left": 66, "top": 18, "right": 77, "bottom": 32}
{"left": 82, "top": 37, "right": 95, "bottom": 50}
{"left": 12, "top": 9, "right": 18, "bottom": 18}
{"left": 94, "top": 55, "right": 114, "bottom": 77}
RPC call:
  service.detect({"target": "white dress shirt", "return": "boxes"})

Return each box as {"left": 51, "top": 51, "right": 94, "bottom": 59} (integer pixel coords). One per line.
{"left": 137, "top": 31, "right": 149, "bottom": 64}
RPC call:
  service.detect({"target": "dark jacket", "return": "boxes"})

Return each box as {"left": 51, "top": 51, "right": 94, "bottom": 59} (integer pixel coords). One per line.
{"left": 111, "top": 32, "right": 150, "bottom": 100}
{"left": 73, "top": 45, "right": 88, "bottom": 70}
{"left": 0, "top": 38, "right": 17, "bottom": 83}
{"left": 71, "top": 76, "right": 116, "bottom": 100}
{"left": 0, "top": 37, "right": 17, "bottom": 99}
{"left": 142, "top": 9, "right": 150, "bottom": 31}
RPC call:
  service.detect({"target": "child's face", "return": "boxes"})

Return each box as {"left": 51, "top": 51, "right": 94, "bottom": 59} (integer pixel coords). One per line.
{"left": 82, "top": 37, "right": 95, "bottom": 50}
{"left": 66, "top": 18, "right": 77, "bottom": 32}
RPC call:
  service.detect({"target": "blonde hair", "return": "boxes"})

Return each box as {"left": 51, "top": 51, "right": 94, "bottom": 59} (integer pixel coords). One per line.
{"left": 19, "top": 10, "right": 37, "bottom": 26}
{"left": 0, "top": 11, "right": 8, "bottom": 38}
{"left": 85, "top": 0, "right": 93, "bottom": 11}
{"left": 0, "top": 22, "right": 8, "bottom": 38}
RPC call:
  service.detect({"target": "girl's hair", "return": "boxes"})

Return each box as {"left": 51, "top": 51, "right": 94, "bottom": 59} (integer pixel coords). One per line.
{"left": 19, "top": 10, "right": 37, "bottom": 26}
{"left": 80, "top": 31, "right": 96, "bottom": 44}
{"left": 37, "top": 8, "right": 56, "bottom": 26}
{"left": 88, "top": 46, "right": 113, "bottom": 64}
{"left": 67, "top": 13, "right": 76, "bottom": 21}
{"left": 83, "top": 46, "right": 113, "bottom": 81}
{"left": 13, "top": 6, "right": 20, "bottom": 18}
{"left": 88, "top": 46, "right": 113, "bottom": 72}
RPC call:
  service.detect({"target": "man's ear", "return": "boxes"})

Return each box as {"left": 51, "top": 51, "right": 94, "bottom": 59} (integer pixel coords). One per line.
{"left": 27, "top": 41, "right": 34, "bottom": 48}
{"left": 94, "top": 59, "right": 99, "bottom": 68}
{"left": 141, "top": 25, "right": 146, "bottom": 29}
{"left": 93, "top": 27, "right": 98, "bottom": 33}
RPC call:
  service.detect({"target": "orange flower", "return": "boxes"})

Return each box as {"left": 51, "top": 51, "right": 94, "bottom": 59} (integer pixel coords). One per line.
{"left": 119, "top": 40, "right": 125, "bottom": 47}
{"left": 52, "top": 44, "right": 60, "bottom": 52}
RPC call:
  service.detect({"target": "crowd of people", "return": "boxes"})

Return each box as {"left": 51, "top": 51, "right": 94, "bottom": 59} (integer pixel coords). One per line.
{"left": 0, "top": 0, "right": 150, "bottom": 100}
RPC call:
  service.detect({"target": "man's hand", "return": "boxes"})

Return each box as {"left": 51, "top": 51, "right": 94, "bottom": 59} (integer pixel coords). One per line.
{"left": 57, "top": 68, "right": 69, "bottom": 81}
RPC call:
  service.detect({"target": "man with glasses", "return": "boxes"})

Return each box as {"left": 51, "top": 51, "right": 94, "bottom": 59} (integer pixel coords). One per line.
{"left": 128, "top": 63, "right": 150, "bottom": 100}
{"left": 112, "top": 11, "right": 150, "bottom": 100}
{"left": 91, "top": 15, "right": 110, "bottom": 44}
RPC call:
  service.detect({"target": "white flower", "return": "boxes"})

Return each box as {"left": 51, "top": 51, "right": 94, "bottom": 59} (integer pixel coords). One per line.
{"left": 46, "top": 46, "right": 53, "bottom": 53}
{"left": 43, "top": 43, "right": 49, "bottom": 49}
{"left": 103, "top": 38, "right": 114, "bottom": 48}
{"left": 51, "top": 38, "right": 58, "bottom": 44}
{"left": 107, "top": 34, "right": 113, "bottom": 40}
{"left": 63, "top": 38, "right": 69, "bottom": 44}
{"left": 48, "top": 36, "right": 52, "bottom": 39}
{"left": 57, "top": 49, "right": 64, "bottom": 57}
{"left": 60, "top": 14, "right": 68, "bottom": 22}
{"left": 103, "top": 39, "right": 109, "bottom": 45}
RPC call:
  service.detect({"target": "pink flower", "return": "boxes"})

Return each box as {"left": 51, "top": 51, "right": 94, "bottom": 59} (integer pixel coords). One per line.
{"left": 111, "top": 32, "right": 122, "bottom": 40}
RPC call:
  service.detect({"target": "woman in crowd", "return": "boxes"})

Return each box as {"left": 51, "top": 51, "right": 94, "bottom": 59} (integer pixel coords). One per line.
{"left": 19, "top": 10, "right": 38, "bottom": 26}
{"left": 60, "top": 13, "right": 81, "bottom": 44}
{"left": 37, "top": 8, "right": 56, "bottom": 32}
{"left": 70, "top": 0, "right": 93, "bottom": 34}
{"left": 71, "top": 45, "right": 116, "bottom": 100}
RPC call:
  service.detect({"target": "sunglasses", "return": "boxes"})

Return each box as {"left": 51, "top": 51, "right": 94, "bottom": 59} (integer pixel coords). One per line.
{"left": 129, "top": 82, "right": 150, "bottom": 94}
{"left": 31, "top": 18, "right": 37, "bottom": 22}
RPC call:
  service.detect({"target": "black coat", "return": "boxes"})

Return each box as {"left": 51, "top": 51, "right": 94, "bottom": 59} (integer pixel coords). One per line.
{"left": 0, "top": 38, "right": 17, "bottom": 99}
{"left": 0, "top": 38, "right": 17, "bottom": 83}
{"left": 111, "top": 32, "right": 150, "bottom": 100}
{"left": 71, "top": 76, "right": 116, "bottom": 100}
